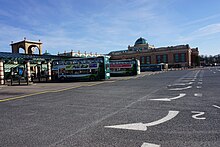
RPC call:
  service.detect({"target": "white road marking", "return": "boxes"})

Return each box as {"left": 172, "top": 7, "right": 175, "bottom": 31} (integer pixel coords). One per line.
{"left": 141, "top": 142, "right": 161, "bottom": 147}
{"left": 194, "top": 93, "right": 203, "bottom": 97}
{"left": 105, "top": 111, "right": 179, "bottom": 131}
{"left": 191, "top": 111, "right": 206, "bottom": 120}
{"left": 149, "top": 93, "right": 186, "bottom": 101}
{"left": 182, "top": 79, "right": 195, "bottom": 81}
{"left": 213, "top": 105, "right": 220, "bottom": 109}
{"left": 149, "top": 98, "right": 171, "bottom": 102}
{"left": 168, "top": 82, "right": 193, "bottom": 86}
{"left": 169, "top": 86, "right": 192, "bottom": 91}
{"left": 198, "top": 82, "right": 202, "bottom": 85}
{"left": 196, "top": 86, "right": 202, "bottom": 89}
{"left": 213, "top": 72, "right": 216, "bottom": 74}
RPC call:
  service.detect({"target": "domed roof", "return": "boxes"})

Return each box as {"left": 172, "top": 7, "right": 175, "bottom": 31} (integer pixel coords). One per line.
{"left": 43, "top": 50, "right": 51, "bottom": 55}
{"left": 135, "top": 37, "right": 147, "bottom": 45}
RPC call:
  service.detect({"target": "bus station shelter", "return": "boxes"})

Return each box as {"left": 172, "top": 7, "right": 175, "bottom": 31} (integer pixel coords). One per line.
{"left": 0, "top": 52, "right": 68, "bottom": 85}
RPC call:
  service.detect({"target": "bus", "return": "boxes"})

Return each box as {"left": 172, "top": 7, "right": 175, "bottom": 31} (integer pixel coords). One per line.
{"left": 52, "top": 56, "right": 110, "bottom": 81}
{"left": 110, "top": 59, "right": 140, "bottom": 76}
{"left": 140, "top": 63, "right": 167, "bottom": 72}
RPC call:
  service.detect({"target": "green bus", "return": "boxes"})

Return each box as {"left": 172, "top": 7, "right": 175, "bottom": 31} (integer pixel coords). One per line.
{"left": 52, "top": 56, "right": 110, "bottom": 81}
{"left": 110, "top": 59, "right": 140, "bottom": 76}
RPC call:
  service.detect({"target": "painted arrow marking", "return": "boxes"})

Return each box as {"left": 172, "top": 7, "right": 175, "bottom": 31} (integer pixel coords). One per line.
{"left": 141, "top": 142, "right": 160, "bottom": 147}
{"left": 104, "top": 111, "right": 179, "bottom": 131}
{"left": 213, "top": 105, "right": 220, "bottom": 109}
{"left": 169, "top": 86, "right": 192, "bottom": 91}
{"left": 149, "top": 93, "right": 186, "bottom": 101}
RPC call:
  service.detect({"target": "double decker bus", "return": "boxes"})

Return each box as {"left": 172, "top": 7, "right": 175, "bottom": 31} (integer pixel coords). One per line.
{"left": 140, "top": 63, "right": 168, "bottom": 72}
{"left": 52, "top": 56, "right": 110, "bottom": 81}
{"left": 110, "top": 59, "right": 140, "bottom": 76}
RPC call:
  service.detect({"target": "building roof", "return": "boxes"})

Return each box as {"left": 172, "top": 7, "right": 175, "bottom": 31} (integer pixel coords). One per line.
{"left": 135, "top": 37, "right": 147, "bottom": 46}
{"left": 0, "top": 52, "right": 64, "bottom": 60}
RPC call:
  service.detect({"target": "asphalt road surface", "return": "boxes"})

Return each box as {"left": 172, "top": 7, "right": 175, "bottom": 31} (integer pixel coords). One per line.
{"left": 0, "top": 67, "right": 220, "bottom": 147}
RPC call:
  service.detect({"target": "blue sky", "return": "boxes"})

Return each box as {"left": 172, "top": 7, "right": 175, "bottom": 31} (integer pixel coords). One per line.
{"left": 0, "top": 0, "right": 220, "bottom": 55}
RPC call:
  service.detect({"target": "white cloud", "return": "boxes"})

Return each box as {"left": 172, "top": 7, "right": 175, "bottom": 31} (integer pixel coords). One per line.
{"left": 197, "top": 23, "right": 220, "bottom": 36}
{"left": 177, "top": 23, "right": 220, "bottom": 42}
{"left": 1, "top": 0, "right": 219, "bottom": 55}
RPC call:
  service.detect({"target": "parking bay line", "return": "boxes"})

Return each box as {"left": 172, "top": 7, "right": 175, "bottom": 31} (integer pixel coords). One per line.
{"left": 167, "top": 82, "right": 193, "bottom": 87}
{"left": 141, "top": 142, "right": 160, "bottom": 147}
{"left": 168, "top": 86, "right": 192, "bottom": 91}
{"left": 194, "top": 93, "right": 203, "bottom": 97}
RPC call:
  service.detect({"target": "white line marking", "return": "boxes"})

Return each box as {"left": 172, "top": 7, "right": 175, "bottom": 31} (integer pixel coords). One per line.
{"left": 105, "top": 111, "right": 179, "bottom": 131}
{"left": 182, "top": 79, "right": 195, "bottom": 82}
{"left": 169, "top": 86, "right": 192, "bottom": 91}
{"left": 141, "top": 142, "right": 161, "bottom": 147}
{"left": 149, "top": 98, "right": 171, "bottom": 101}
{"left": 191, "top": 111, "right": 206, "bottom": 120}
{"left": 168, "top": 82, "right": 193, "bottom": 86}
{"left": 213, "top": 105, "right": 220, "bottom": 109}
{"left": 196, "top": 86, "right": 202, "bottom": 89}
{"left": 213, "top": 72, "right": 216, "bottom": 74}
{"left": 149, "top": 93, "right": 186, "bottom": 101}
{"left": 194, "top": 93, "right": 203, "bottom": 97}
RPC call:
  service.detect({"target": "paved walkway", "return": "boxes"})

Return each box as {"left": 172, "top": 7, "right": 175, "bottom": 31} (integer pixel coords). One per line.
{"left": 0, "top": 71, "right": 163, "bottom": 101}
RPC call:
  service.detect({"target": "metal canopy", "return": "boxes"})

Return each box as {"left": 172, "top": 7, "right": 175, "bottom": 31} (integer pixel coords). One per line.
{"left": 0, "top": 52, "right": 69, "bottom": 61}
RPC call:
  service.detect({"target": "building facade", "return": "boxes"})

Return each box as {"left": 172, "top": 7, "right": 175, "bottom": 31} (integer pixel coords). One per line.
{"left": 58, "top": 50, "right": 103, "bottom": 58}
{"left": 109, "top": 38, "right": 199, "bottom": 68}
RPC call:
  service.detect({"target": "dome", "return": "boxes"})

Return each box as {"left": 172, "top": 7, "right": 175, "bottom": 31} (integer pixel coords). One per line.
{"left": 135, "top": 37, "right": 147, "bottom": 45}
{"left": 43, "top": 50, "right": 51, "bottom": 55}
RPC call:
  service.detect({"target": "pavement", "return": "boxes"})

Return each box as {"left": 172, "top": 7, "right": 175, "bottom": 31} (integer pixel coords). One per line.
{"left": 0, "top": 71, "right": 163, "bottom": 101}
{"left": 1, "top": 67, "right": 219, "bottom": 147}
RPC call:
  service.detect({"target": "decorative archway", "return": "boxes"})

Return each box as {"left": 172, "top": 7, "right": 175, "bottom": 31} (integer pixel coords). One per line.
{"left": 18, "top": 44, "right": 25, "bottom": 54}
{"left": 28, "top": 45, "right": 40, "bottom": 54}
{"left": 11, "top": 39, "right": 42, "bottom": 55}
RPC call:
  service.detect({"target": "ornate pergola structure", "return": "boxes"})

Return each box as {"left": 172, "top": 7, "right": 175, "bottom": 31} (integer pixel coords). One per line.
{"left": 11, "top": 38, "right": 42, "bottom": 55}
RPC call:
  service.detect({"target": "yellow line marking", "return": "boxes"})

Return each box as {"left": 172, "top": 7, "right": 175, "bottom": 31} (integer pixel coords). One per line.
{"left": 0, "top": 91, "right": 49, "bottom": 102}
{"left": 105, "top": 81, "right": 116, "bottom": 83}
{"left": 0, "top": 80, "right": 119, "bottom": 103}
{"left": 86, "top": 82, "right": 104, "bottom": 87}
{"left": 0, "top": 85, "right": 85, "bottom": 103}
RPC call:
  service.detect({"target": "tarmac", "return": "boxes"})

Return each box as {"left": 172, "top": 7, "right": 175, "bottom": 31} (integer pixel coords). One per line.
{"left": 0, "top": 71, "right": 164, "bottom": 101}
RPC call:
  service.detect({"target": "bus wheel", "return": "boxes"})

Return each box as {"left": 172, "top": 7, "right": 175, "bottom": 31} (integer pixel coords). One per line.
{"left": 60, "top": 77, "right": 65, "bottom": 81}
{"left": 89, "top": 76, "right": 95, "bottom": 81}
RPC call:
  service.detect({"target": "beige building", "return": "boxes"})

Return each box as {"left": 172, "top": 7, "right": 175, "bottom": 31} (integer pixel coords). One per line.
{"left": 58, "top": 50, "right": 103, "bottom": 58}
{"left": 109, "top": 37, "right": 199, "bottom": 68}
